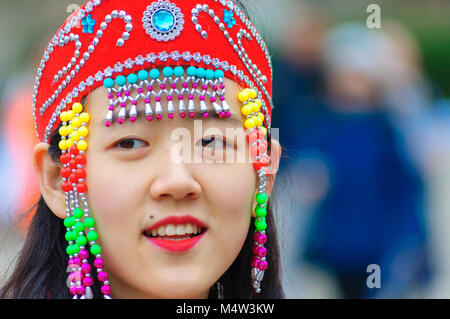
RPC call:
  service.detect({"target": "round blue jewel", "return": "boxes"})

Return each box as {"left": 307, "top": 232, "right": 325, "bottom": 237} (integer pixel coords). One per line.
{"left": 138, "top": 70, "right": 149, "bottom": 81}
{"left": 103, "top": 78, "right": 114, "bottom": 88}
{"left": 152, "top": 9, "right": 175, "bottom": 32}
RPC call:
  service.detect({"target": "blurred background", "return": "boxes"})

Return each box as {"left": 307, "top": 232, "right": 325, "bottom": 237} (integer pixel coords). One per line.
{"left": 1, "top": 0, "right": 450, "bottom": 298}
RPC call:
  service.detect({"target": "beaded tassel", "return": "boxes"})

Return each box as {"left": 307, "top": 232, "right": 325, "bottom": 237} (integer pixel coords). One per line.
{"left": 102, "top": 66, "right": 231, "bottom": 126}
{"left": 59, "top": 103, "right": 112, "bottom": 299}
{"left": 238, "top": 88, "right": 271, "bottom": 294}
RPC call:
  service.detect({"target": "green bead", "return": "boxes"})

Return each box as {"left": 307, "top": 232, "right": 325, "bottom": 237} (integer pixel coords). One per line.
{"left": 103, "top": 78, "right": 114, "bottom": 88}
{"left": 70, "top": 230, "right": 78, "bottom": 241}
{"left": 256, "top": 192, "right": 268, "bottom": 205}
{"left": 255, "top": 219, "right": 267, "bottom": 231}
{"left": 87, "top": 230, "right": 98, "bottom": 242}
{"left": 187, "top": 66, "right": 197, "bottom": 77}
{"left": 64, "top": 217, "right": 75, "bottom": 228}
{"left": 76, "top": 236, "right": 87, "bottom": 246}
{"left": 149, "top": 69, "right": 160, "bottom": 79}
{"left": 162, "top": 67, "right": 173, "bottom": 77}
{"left": 174, "top": 66, "right": 184, "bottom": 77}
{"left": 205, "top": 69, "right": 215, "bottom": 80}
{"left": 196, "top": 68, "right": 206, "bottom": 78}
{"left": 74, "top": 221, "right": 85, "bottom": 233}
{"left": 66, "top": 245, "right": 74, "bottom": 256}
{"left": 115, "top": 75, "right": 126, "bottom": 86}
{"left": 84, "top": 217, "right": 95, "bottom": 228}
{"left": 138, "top": 70, "right": 148, "bottom": 81}
{"left": 214, "top": 70, "right": 225, "bottom": 79}
{"left": 255, "top": 206, "right": 267, "bottom": 218}
{"left": 73, "top": 207, "right": 84, "bottom": 219}
{"left": 73, "top": 243, "right": 81, "bottom": 254}
{"left": 127, "top": 74, "right": 138, "bottom": 84}
{"left": 90, "top": 244, "right": 102, "bottom": 255}
{"left": 65, "top": 231, "right": 73, "bottom": 242}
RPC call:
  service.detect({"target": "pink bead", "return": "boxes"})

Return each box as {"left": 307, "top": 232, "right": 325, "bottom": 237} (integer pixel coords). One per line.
{"left": 118, "top": 118, "right": 124, "bottom": 124}
{"left": 168, "top": 113, "right": 174, "bottom": 119}
{"left": 178, "top": 95, "right": 184, "bottom": 100}
{"left": 105, "top": 121, "right": 111, "bottom": 127}
{"left": 94, "top": 258, "right": 104, "bottom": 269}
{"left": 68, "top": 258, "right": 75, "bottom": 265}
{"left": 109, "top": 106, "right": 114, "bottom": 111}
{"left": 116, "top": 92, "right": 122, "bottom": 97}
{"left": 189, "top": 94, "right": 194, "bottom": 100}
{"left": 147, "top": 116, "right": 153, "bottom": 122}
{"left": 148, "top": 86, "right": 153, "bottom": 91}
{"left": 258, "top": 260, "right": 268, "bottom": 271}
{"left": 81, "top": 263, "right": 92, "bottom": 274}
{"left": 76, "top": 285, "right": 85, "bottom": 295}
{"left": 213, "top": 85, "right": 218, "bottom": 91}
{"left": 182, "top": 83, "right": 188, "bottom": 88}
{"left": 253, "top": 244, "right": 260, "bottom": 255}
{"left": 226, "top": 112, "right": 231, "bottom": 118}
{"left": 98, "top": 271, "right": 108, "bottom": 282}
{"left": 257, "top": 234, "right": 267, "bottom": 245}
{"left": 199, "top": 96, "right": 205, "bottom": 101}
{"left": 101, "top": 285, "right": 112, "bottom": 295}
{"left": 157, "top": 114, "right": 163, "bottom": 121}
{"left": 124, "top": 91, "right": 130, "bottom": 96}
{"left": 73, "top": 257, "right": 81, "bottom": 265}
{"left": 220, "top": 96, "right": 226, "bottom": 101}
{"left": 253, "top": 232, "right": 262, "bottom": 241}
{"left": 138, "top": 88, "right": 144, "bottom": 93}
{"left": 69, "top": 286, "right": 78, "bottom": 295}
{"left": 132, "top": 100, "right": 138, "bottom": 105}
{"left": 171, "top": 83, "right": 176, "bottom": 89}
{"left": 145, "top": 98, "right": 151, "bottom": 103}
{"left": 160, "top": 84, "right": 166, "bottom": 89}
{"left": 108, "top": 94, "right": 114, "bottom": 99}
{"left": 220, "top": 84, "right": 225, "bottom": 89}
{"left": 68, "top": 272, "right": 77, "bottom": 283}
{"left": 130, "top": 116, "right": 136, "bottom": 123}
{"left": 257, "top": 246, "right": 267, "bottom": 257}
{"left": 193, "top": 83, "right": 198, "bottom": 88}
{"left": 211, "top": 97, "right": 216, "bottom": 102}
{"left": 251, "top": 256, "right": 261, "bottom": 267}
{"left": 189, "top": 112, "right": 195, "bottom": 118}
{"left": 120, "top": 102, "right": 126, "bottom": 107}
{"left": 167, "top": 96, "right": 172, "bottom": 101}
{"left": 219, "top": 111, "right": 225, "bottom": 118}
{"left": 180, "top": 112, "right": 186, "bottom": 118}
{"left": 203, "top": 85, "right": 208, "bottom": 90}
{"left": 83, "top": 276, "right": 94, "bottom": 287}
{"left": 156, "top": 97, "right": 161, "bottom": 102}
{"left": 203, "top": 112, "right": 209, "bottom": 119}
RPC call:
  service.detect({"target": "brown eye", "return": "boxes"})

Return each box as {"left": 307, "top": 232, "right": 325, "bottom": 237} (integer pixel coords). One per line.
{"left": 201, "top": 136, "right": 227, "bottom": 149}
{"left": 116, "top": 138, "right": 148, "bottom": 149}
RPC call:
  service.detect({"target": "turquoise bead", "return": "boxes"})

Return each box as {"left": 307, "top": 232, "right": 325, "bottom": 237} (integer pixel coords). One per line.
{"left": 163, "top": 67, "right": 173, "bottom": 77}
{"left": 103, "top": 78, "right": 114, "bottom": 88}
{"left": 214, "top": 70, "right": 225, "bottom": 79}
{"left": 187, "top": 66, "right": 197, "bottom": 77}
{"left": 115, "top": 75, "right": 126, "bottom": 86}
{"left": 152, "top": 9, "right": 175, "bottom": 32}
{"left": 127, "top": 74, "right": 138, "bottom": 84}
{"left": 205, "top": 69, "right": 215, "bottom": 80}
{"left": 149, "top": 69, "right": 160, "bottom": 79}
{"left": 196, "top": 68, "right": 206, "bottom": 78}
{"left": 138, "top": 70, "right": 148, "bottom": 81}
{"left": 174, "top": 66, "right": 184, "bottom": 77}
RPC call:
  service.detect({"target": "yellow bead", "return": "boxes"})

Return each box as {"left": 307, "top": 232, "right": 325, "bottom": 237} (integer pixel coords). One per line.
{"left": 253, "top": 116, "right": 263, "bottom": 127}
{"left": 71, "top": 131, "right": 80, "bottom": 142}
{"left": 60, "top": 112, "right": 67, "bottom": 122}
{"left": 249, "top": 102, "right": 261, "bottom": 113}
{"left": 65, "top": 124, "right": 74, "bottom": 135}
{"left": 244, "top": 118, "right": 256, "bottom": 130}
{"left": 72, "top": 102, "right": 83, "bottom": 114}
{"left": 248, "top": 89, "right": 257, "bottom": 99}
{"left": 261, "top": 127, "right": 267, "bottom": 136}
{"left": 59, "top": 126, "right": 67, "bottom": 137}
{"left": 66, "top": 138, "right": 74, "bottom": 148}
{"left": 77, "top": 140, "right": 88, "bottom": 151}
{"left": 78, "top": 126, "right": 89, "bottom": 137}
{"left": 257, "top": 112, "right": 265, "bottom": 123}
{"left": 80, "top": 113, "right": 90, "bottom": 124}
{"left": 71, "top": 117, "right": 81, "bottom": 128}
{"left": 66, "top": 110, "right": 75, "bottom": 122}
{"left": 255, "top": 99, "right": 262, "bottom": 107}
{"left": 241, "top": 105, "right": 253, "bottom": 116}
{"left": 59, "top": 140, "right": 67, "bottom": 151}
{"left": 238, "top": 90, "right": 249, "bottom": 103}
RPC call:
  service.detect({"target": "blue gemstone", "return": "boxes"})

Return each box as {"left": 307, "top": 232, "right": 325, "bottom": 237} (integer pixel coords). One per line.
{"left": 152, "top": 9, "right": 175, "bottom": 32}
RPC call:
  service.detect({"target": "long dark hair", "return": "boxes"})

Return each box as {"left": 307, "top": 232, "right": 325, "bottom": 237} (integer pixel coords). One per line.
{"left": 1, "top": 0, "right": 283, "bottom": 299}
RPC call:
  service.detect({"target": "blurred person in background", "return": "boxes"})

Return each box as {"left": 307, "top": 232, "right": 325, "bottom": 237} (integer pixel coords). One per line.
{"left": 293, "top": 22, "right": 432, "bottom": 298}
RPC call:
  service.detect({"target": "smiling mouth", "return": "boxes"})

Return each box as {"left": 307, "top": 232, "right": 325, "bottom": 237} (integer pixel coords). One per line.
{"left": 143, "top": 223, "right": 207, "bottom": 241}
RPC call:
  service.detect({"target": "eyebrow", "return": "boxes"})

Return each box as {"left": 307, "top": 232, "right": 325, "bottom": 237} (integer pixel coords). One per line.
{"left": 95, "top": 112, "right": 243, "bottom": 129}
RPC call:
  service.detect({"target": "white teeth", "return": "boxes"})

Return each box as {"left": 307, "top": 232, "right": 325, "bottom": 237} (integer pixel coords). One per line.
{"left": 148, "top": 223, "right": 205, "bottom": 237}
{"left": 166, "top": 224, "right": 176, "bottom": 236}
{"left": 176, "top": 224, "right": 186, "bottom": 235}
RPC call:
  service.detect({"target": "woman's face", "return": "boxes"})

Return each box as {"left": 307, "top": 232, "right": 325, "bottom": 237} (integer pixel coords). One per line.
{"left": 84, "top": 77, "right": 258, "bottom": 298}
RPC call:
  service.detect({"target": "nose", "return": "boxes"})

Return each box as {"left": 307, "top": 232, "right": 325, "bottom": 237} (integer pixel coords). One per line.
{"left": 149, "top": 157, "right": 202, "bottom": 202}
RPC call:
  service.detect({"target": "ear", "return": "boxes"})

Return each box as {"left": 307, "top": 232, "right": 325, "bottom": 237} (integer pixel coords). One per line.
{"left": 32, "top": 142, "right": 66, "bottom": 220}
{"left": 251, "top": 138, "right": 282, "bottom": 218}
